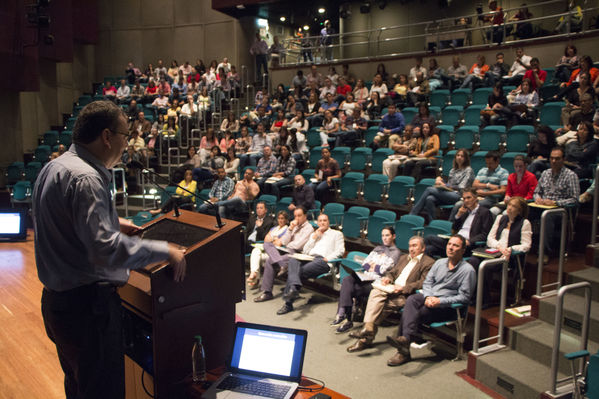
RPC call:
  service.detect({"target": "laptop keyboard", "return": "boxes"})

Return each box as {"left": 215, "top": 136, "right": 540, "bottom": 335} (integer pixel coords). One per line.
{"left": 216, "top": 376, "right": 291, "bottom": 399}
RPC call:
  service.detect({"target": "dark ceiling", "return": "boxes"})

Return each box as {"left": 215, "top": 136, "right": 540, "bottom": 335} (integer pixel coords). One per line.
{"left": 213, "top": 0, "right": 345, "bottom": 34}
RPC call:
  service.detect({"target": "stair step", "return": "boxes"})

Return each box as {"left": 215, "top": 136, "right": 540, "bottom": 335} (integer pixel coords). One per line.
{"left": 475, "top": 349, "right": 567, "bottom": 399}
{"left": 509, "top": 319, "right": 599, "bottom": 376}
{"left": 537, "top": 293, "right": 599, "bottom": 343}
{"left": 567, "top": 268, "right": 599, "bottom": 301}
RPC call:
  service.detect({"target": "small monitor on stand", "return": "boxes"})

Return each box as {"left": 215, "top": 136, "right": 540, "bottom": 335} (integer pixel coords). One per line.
{"left": 0, "top": 208, "right": 28, "bottom": 241}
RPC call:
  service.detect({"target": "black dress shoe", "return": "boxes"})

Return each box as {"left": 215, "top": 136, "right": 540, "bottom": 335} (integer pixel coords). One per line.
{"left": 335, "top": 320, "right": 353, "bottom": 333}
{"left": 386, "top": 335, "right": 409, "bottom": 350}
{"left": 282, "top": 289, "right": 299, "bottom": 303}
{"left": 276, "top": 303, "right": 293, "bottom": 315}
{"left": 330, "top": 314, "right": 346, "bottom": 326}
{"left": 346, "top": 339, "right": 372, "bottom": 353}
{"left": 253, "top": 292, "right": 273, "bottom": 302}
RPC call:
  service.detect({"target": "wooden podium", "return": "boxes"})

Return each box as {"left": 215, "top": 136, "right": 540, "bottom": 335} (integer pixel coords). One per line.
{"left": 118, "top": 210, "right": 245, "bottom": 398}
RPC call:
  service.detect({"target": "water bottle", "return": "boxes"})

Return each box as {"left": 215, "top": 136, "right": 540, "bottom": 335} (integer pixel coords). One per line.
{"left": 192, "top": 335, "right": 206, "bottom": 382}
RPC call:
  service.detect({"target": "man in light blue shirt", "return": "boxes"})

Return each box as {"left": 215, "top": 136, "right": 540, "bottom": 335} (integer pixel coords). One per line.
{"left": 386, "top": 235, "right": 475, "bottom": 367}
{"left": 33, "top": 101, "right": 186, "bottom": 398}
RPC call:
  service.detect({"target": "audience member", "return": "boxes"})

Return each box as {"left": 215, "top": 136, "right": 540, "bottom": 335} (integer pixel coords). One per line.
{"left": 446, "top": 55, "right": 468, "bottom": 90}
{"left": 276, "top": 213, "right": 345, "bottom": 315}
{"left": 346, "top": 235, "right": 433, "bottom": 350}
{"left": 375, "top": 103, "right": 405, "bottom": 148}
{"left": 254, "top": 206, "right": 314, "bottom": 303}
{"left": 386, "top": 235, "right": 475, "bottom": 366}
{"left": 248, "top": 211, "right": 290, "bottom": 288}
{"left": 288, "top": 175, "right": 315, "bottom": 214}
{"left": 311, "top": 147, "right": 341, "bottom": 203}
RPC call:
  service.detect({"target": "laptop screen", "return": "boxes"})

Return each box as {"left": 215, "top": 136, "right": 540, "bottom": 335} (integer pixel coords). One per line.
{"left": 228, "top": 322, "right": 307, "bottom": 382}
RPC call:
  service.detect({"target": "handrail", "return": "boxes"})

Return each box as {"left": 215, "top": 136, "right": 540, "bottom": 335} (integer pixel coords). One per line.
{"left": 167, "top": 147, "right": 179, "bottom": 180}
{"left": 471, "top": 258, "right": 509, "bottom": 355}
{"left": 548, "top": 282, "right": 591, "bottom": 396}
{"left": 536, "top": 208, "right": 568, "bottom": 297}
{"left": 592, "top": 165, "right": 599, "bottom": 246}
{"left": 278, "top": 4, "right": 599, "bottom": 66}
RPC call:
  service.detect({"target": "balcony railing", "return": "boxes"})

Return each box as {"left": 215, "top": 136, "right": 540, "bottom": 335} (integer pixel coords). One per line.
{"left": 277, "top": 1, "right": 599, "bottom": 66}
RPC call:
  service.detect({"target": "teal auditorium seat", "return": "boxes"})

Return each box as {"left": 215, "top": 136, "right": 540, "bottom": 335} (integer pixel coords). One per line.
{"left": 331, "top": 146, "right": 350, "bottom": 169}
{"left": 450, "top": 89, "right": 470, "bottom": 107}
{"left": 441, "top": 105, "right": 464, "bottom": 127}
{"left": 6, "top": 162, "right": 24, "bottom": 186}
{"left": 350, "top": 147, "right": 372, "bottom": 171}
{"left": 506, "top": 125, "right": 533, "bottom": 152}
{"left": 394, "top": 220, "right": 422, "bottom": 251}
{"left": 454, "top": 125, "right": 478, "bottom": 150}
{"left": 10, "top": 180, "right": 32, "bottom": 205}
{"left": 441, "top": 150, "right": 457, "bottom": 176}
{"left": 42, "top": 130, "right": 59, "bottom": 146}
{"left": 401, "top": 107, "right": 418, "bottom": 123}
{"left": 342, "top": 206, "right": 370, "bottom": 239}
{"left": 339, "top": 172, "right": 364, "bottom": 200}
{"left": 363, "top": 174, "right": 389, "bottom": 203}
{"left": 464, "top": 105, "right": 485, "bottom": 126}
{"left": 59, "top": 131, "right": 73, "bottom": 146}
{"left": 365, "top": 126, "right": 379, "bottom": 147}
{"left": 437, "top": 125, "right": 455, "bottom": 153}
{"left": 413, "top": 178, "right": 436, "bottom": 204}
{"left": 34, "top": 145, "right": 52, "bottom": 163}
{"left": 367, "top": 210, "right": 397, "bottom": 244}
{"left": 478, "top": 127, "right": 503, "bottom": 151}
{"left": 276, "top": 197, "right": 293, "bottom": 215}
{"left": 429, "top": 89, "right": 450, "bottom": 108}
{"left": 539, "top": 102, "right": 565, "bottom": 126}
{"left": 301, "top": 168, "right": 315, "bottom": 183}
{"left": 23, "top": 162, "right": 42, "bottom": 183}
{"left": 321, "top": 202, "right": 345, "bottom": 227}
{"left": 471, "top": 151, "right": 487, "bottom": 174}
{"left": 309, "top": 146, "right": 323, "bottom": 167}
{"left": 472, "top": 87, "right": 493, "bottom": 105}
{"left": 387, "top": 176, "right": 415, "bottom": 206}
{"left": 371, "top": 148, "right": 394, "bottom": 173}
{"left": 423, "top": 219, "right": 453, "bottom": 237}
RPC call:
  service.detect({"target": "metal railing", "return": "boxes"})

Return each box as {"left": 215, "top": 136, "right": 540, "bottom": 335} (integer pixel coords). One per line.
{"left": 279, "top": 2, "right": 599, "bottom": 65}
{"left": 472, "top": 258, "right": 509, "bottom": 355}
{"left": 167, "top": 147, "right": 179, "bottom": 180}
{"left": 110, "top": 167, "right": 128, "bottom": 217}
{"left": 592, "top": 165, "right": 599, "bottom": 246}
{"left": 547, "top": 282, "right": 592, "bottom": 396}
{"left": 536, "top": 208, "right": 568, "bottom": 296}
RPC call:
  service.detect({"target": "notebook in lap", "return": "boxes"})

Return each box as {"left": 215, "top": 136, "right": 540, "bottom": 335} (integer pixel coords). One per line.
{"left": 202, "top": 322, "right": 308, "bottom": 399}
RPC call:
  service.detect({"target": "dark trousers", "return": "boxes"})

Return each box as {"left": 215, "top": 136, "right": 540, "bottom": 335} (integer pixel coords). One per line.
{"left": 338, "top": 275, "right": 373, "bottom": 310}
{"left": 41, "top": 283, "right": 125, "bottom": 399}
{"left": 285, "top": 256, "right": 329, "bottom": 303}
{"left": 398, "top": 293, "right": 456, "bottom": 342}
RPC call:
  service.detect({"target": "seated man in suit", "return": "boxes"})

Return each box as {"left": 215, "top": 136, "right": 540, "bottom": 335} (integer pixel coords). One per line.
{"left": 386, "top": 234, "right": 476, "bottom": 366}
{"left": 254, "top": 206, "right": 314, "bottom": 303}
{"left": 425, "top": 187, "right": 493, "bottom": 259}
{"left": 346, "top": 236, "right": 435, "bottom": 352}
{"left": 331, "top": 227, "right": 402, "bottom": 334}
{"left": 245, "top": 201, "right": 275, "bottom": 253}
{"left": 277, "top": 213, "right": 345, "bottom": 315}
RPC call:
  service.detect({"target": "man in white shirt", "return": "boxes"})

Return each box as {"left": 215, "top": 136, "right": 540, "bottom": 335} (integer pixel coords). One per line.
{"left": 319, "top": 77, "right": 337, "bottom": 100}
{"left": 116, "top": 79, "right": 130, "bottom": 104}
{"left": 217, "top": 57, "right": 231, "bottom": 75}
{"left": 277, "top": 214, "right": 345, "bottom": 315}
{"left": 409, "top": 56, "right": 427, "bottom": 81}
{"left": 346, "top": 236, "right": 435, "bottom": 352}
{"left": 180, "top": 95, "right": 198, "bottom": 119}
{"left": 502, "top": 47, "right": 531, "bottom": 86}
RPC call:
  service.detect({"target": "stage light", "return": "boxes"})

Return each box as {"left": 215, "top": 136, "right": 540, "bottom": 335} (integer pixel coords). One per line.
{"left": 303, "top": 25, "right": 310, "bottom": 31}
{"left": 318, "top": 7, "right": 325, "bottom": 14}
{"left": 280, "top": 16, "right": 286, "bottom": 22}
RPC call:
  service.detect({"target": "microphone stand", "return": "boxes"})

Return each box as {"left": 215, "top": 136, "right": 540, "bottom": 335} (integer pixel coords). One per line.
{"left": 128, "top": 161, "right": 225, "bottom": 228}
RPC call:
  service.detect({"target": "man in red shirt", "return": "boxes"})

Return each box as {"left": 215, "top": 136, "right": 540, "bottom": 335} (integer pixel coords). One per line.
{"left": 522, "top": 57, "right": 546, "bottom": 92}
{"left": 336, "top": 77, "right": 352, "bottom": 98}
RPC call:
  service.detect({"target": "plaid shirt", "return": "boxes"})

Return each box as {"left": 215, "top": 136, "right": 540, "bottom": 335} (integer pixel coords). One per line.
{"left": 209, "top": 176, "right": 234, "bottom": 201}
{"left": 256, "top": 154, "right": 278, "bottom": 177}
{"left": 275, "top": 156, "right": 296, "bottom": 177}
{"left": 534, "top": 167, "right": 580, "bottom": 207}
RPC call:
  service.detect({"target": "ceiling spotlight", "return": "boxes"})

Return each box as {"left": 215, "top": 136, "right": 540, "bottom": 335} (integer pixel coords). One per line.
{"left": 318, "top": 7, "right": 325, "bottom": 14}
{"left": 235, "top": 4, "right": 245, "bottom": 10}
{"left": 280, "top": 16, "right": 286, "bottom": 22}
{"left": 303, "top": 25, "right": 310, "bottom": 31}
{"left": 360, "top": 2, "right": 371, "bottom": 14}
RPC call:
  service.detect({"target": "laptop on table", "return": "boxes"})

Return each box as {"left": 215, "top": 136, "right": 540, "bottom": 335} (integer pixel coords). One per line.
{"left": 202, "top": 322, "right": 308, "bottom": 399}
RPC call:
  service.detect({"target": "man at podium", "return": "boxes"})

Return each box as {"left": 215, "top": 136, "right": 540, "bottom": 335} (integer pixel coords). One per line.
{"left": 32, "top": 100, "right": 187, "bottom": 399}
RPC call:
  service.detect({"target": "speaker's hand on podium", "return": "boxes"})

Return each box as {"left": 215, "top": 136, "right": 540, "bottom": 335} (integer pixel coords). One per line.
{"left": 168, "top": 244, "right": 187, "bottom": 282}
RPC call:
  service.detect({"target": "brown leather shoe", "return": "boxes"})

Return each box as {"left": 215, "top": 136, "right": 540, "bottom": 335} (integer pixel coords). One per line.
{"left": 349, "top": 325, "right": 377, "bottom": 339}
{"left": 253, "top": 292, "right": 273, "bottom": 302}
{"left": 387, "top": 351, "right": 410, "bottom": 367}
{"left": 386, "top": 335, "right": 409, "bottom": 350}
{"left": 346, "top": 339, "right": 372, "bottom": 353}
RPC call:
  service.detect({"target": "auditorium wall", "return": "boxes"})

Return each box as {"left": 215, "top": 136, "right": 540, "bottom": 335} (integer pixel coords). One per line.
{"left": 95, "top": 0, "right": 254, "bottom": 83}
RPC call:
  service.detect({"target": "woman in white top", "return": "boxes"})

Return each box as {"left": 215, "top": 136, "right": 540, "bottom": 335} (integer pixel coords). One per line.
{"left": 339, "top": 92, "right": 358, "bottom": 117}
{"left": 320, "top": 110, "right": 340, "bottom": 146}
{"left": 353, "top": 79, "right": 369, "bottom": 105}
{"left": 369, "top": 73, "right": 388, "bottom": 100}
{"left": 248, "top": 211, "right": 290, "bottom": 287}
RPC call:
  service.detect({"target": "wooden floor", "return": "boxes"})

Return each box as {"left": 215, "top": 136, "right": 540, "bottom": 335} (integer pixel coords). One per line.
{"left": 0, "top": 230, "right": 64, "bottom": 399}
